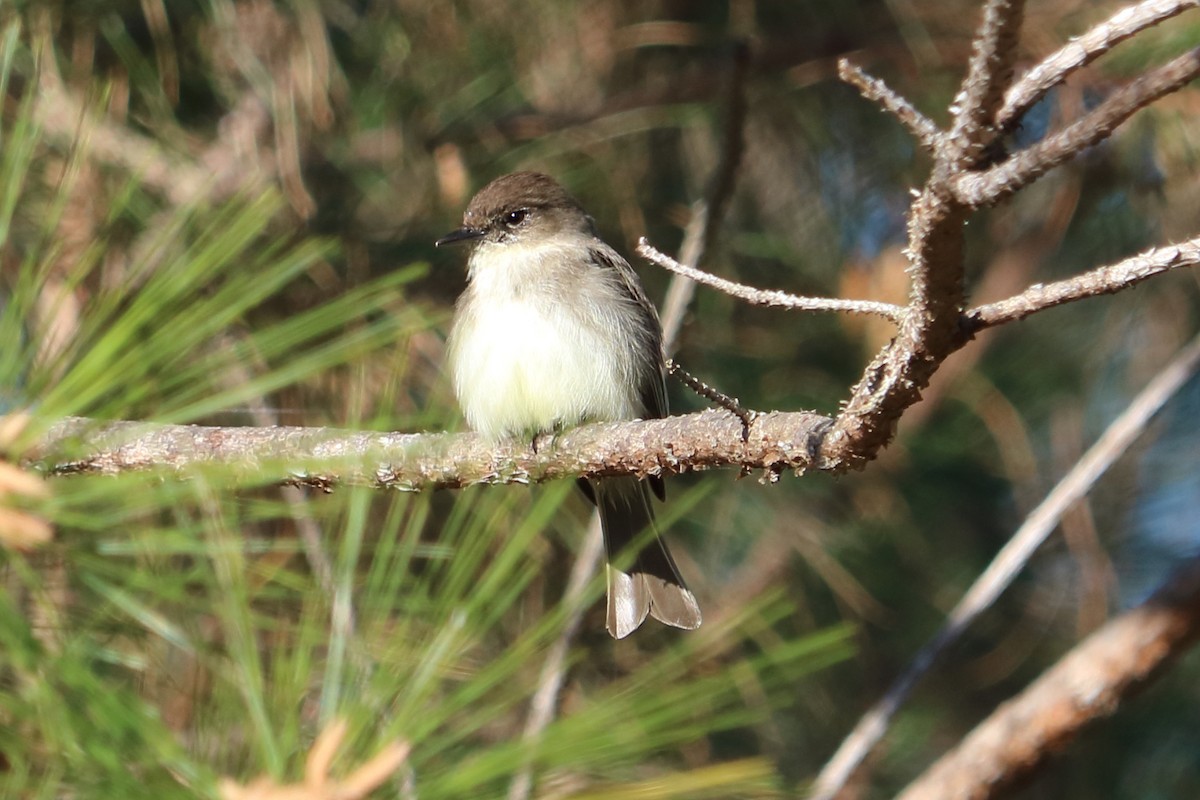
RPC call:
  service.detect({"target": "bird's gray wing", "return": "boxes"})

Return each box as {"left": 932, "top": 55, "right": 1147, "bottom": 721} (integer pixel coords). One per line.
{"left": 590, "top": 242, "right": 667, "bottom": 501}
{"left": 589, "top": 243, "right": 668, "bottom": 421}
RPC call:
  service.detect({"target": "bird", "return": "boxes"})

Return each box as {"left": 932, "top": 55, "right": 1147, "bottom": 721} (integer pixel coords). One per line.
{"left": 436, "top": 171, "right": 702, "bottom": 638}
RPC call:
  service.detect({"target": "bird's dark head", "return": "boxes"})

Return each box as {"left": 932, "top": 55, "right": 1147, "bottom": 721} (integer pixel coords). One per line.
{"left": 435, "top": 172, "right": 594, "bottom": 249}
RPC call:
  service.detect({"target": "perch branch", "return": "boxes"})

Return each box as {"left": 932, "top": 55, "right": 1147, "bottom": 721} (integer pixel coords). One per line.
{"left": 31, "top": 410, "right": 831, "bottom": 493}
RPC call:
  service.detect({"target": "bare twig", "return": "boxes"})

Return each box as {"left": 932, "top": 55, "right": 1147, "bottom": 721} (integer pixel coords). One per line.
{"left": 810, "top": 331, "right": 1200, "bottom": 800}
{"left": 956, "top": 46, "right": 1200, "bottom": 208}
{"left": 818, "top": 0, "right": 1193, "bottom": 476}
{"left": 821, "top": 3, "right": 1194, "bottom": 474}
{"left": 641, "top": 240, "right": 905, "bottom": 321}
{"left": 998, "top": 0, "right": 1200, "bottom": 131}
{"left": 506, "top": 514, "right": 604, "bottom": 800}
{"left": 897, "top": 554, "right": 1200, "bottom": 800}
{"left": 945, "top": 0, "right": 1027, "bottom": 165}
{"left": 837, "top": 59, "right": 942, "bottom": 152}
{"left": 667, "top": 360, "right": 755, "bottom": 432}
{"left": 965, "top": 238, "right": 1200, "bottom": 331}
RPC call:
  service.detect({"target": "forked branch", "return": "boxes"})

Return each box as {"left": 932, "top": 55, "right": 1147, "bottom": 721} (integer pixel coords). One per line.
{"left": 998, "top": 0, "right": 1200, "bottom": 130}
{"left": 957, "top": 46, "right": 1200, "bottom": 208}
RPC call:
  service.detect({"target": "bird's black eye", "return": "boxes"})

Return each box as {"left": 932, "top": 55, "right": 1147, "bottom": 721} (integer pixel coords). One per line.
{"left": 503, "top": 208, "right": 528, "bottom": 227}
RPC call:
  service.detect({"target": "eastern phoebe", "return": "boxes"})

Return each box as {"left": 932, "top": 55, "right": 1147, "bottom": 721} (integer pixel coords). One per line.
{"left": 436, "top": 171, "right": 702, "bottom": 638}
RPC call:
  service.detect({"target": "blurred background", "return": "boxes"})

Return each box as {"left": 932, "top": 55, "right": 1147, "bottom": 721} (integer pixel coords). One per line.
{"left": 1, "top": 0, "right": 1198, "bottom": 797}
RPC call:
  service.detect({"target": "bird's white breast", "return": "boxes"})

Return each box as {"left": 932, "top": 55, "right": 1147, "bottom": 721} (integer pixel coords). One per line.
{"left": 447, "top": 239, "right": 641, "bottom": 440}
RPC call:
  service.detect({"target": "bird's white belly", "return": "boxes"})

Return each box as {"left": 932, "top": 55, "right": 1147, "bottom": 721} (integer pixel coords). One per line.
{"left": 451, "top": 297, "right": 636, "bottom": 440}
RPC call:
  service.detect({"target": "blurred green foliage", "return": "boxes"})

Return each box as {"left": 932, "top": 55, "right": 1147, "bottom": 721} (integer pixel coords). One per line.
{"left": 0, "top": 1, "right": 1198, "bottom": 798}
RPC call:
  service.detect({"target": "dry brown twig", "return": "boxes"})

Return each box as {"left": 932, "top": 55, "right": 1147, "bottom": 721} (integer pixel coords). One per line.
{"left": 956, "top": 45, "right": 1200, "bottom": 208}
{"left": 945, "top": 0, "right": 1026, "bottom": 163}
{"left": 837, "top": 59, "right": 942, "bottom": 152}
{"left": 667, "top": 360, "right": 756, "bottom": 433}
{"left": 966, "top": 237, "right": 1200, "bottom": 330}
{"left": 219, "top": 718, "right": 411, "bottom": 800}
{"left": 0, "top": 413, "right": 53, "bottom": 550}
{"left": 897, "top": 552, "right": 1200, "bottom": 800}
{"left": 641, "top": 240, "right": 906, "bottom": 321}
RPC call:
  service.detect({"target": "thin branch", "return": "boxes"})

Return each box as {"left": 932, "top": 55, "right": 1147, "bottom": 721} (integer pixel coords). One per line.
{"left": 998, "top": 0, "right": 1200, "bottom": 131}
{"left": 838, "top": 59, "right": 942, "bottom": 152}
{"left": 31, "top": 408, "right": 832, "bottom": 495}
{"left": 945, "top": 0, "right": 1027, "bottom": 165}
{"left": 809, "top": 331, "right": 1200, "bottom": 800}
{"left": 897, "top": 554, "right": 1200, "bottom": 800}
{"left": 640, "top": 240, "right": 905, "bottom": 321}
{"left": 956, "top": 46, "right": 1200, "bottom": 208}
{"left": 667, "top": 360, "right": 755, "bottom": 433}
{"left": 661, "top": 42, "right": 750, "bottom": 355}
{"left": 506, "top": 514, "right": 604, "bottom": 800}
{"left": 965, "top": 238, "right": 1200, "bottom": 332}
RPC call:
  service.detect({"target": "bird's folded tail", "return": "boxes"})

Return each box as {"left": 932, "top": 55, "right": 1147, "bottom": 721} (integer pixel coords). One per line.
{"left": 591, "top": 477, "right": 702, "bottom": 639}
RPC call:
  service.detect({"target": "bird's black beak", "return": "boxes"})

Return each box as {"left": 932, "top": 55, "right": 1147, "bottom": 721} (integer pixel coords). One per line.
{"left": 435, "top": 226, "right": 485, "bottom": 247}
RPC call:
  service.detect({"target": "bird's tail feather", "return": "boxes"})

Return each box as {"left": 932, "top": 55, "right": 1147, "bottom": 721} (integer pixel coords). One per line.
{"left": 592, "top": 477, "right": 702, "bottom": 639}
